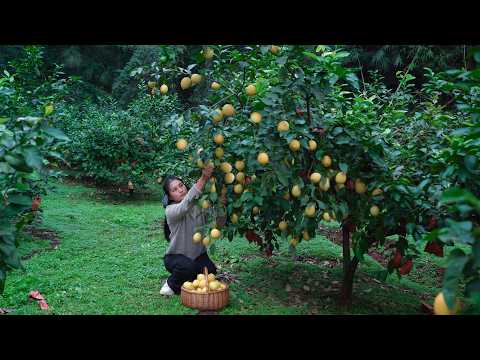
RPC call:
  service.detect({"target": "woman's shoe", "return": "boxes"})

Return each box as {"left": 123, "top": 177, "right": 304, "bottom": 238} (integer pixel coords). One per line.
{"left": 160, "top": 280, "right": 175, "bottom": 296}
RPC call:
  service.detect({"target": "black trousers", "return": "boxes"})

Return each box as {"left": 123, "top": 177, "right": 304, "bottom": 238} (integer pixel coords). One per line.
{"left": 164, "top": 252, "right": 217, "bottom": 294}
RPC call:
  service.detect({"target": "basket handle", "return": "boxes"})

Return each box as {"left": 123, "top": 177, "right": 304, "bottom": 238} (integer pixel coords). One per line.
{"left": 204, "top": 266, "right": 209, "bottom": 293}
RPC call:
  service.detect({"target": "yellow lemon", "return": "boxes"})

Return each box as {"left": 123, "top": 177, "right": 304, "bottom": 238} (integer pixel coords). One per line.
{"left": 208, "top": 274, "right": 216, "bottom": 282}
{"left": 321, "top": 155, "right": 332, "bottom": 168}
{"left": 235, "top": 160, "right": 245, "bottom": 171}
{"left": 222, "top": 104, "right": 235, "bottom": 117}
{"left": 245, "top": 84, "right": 257, "bottom": 96}
{"left": 192, "top": 279, "right": 200, "bottom": 288}
{"left": 191, "top": 73, "right": 202, "bottom": 85}
{"left": 236, "top": 172, "right": 245, "bottom": 184}
{"left": 210, "top": 183, "right": 217, "bottom": 193}
{"left": 335, "top": 172, "right": 347, "bottom": 184}
{"left": 289, "top": 139, "right": 301, "bottom": 151}
{"left": 147, "top": 81, "right": 156, "bottom": 89}
{"left": 197, "top": 274, "right": 205, "bottom": 281}
{"left": 372, "top": 188, "right": 383, "bottom": 196}
{"left": 308, "top": 140, "right": 317, "bottom": 151}
{"left": 203, "top": 47, "right": 214, "bottom": 60}
{"left": 176, "top": 138, "right": 188, "bottom": 150}
{"left": 270, "top": 45, "right": 280, "bottom": 54}
{"left": 234, "top": 184, "right": 243, "bottom": 194}
{"left": 211, "top": 81, "right": 221, "bottom": 90}
{"left": 305, "top": 205, "right": 316, "bottom": 217}
{"left": 252, "top": 206, "right": 260, "bottom": 215}
{"left": 213, "top": 109, "right": 224, "bottom": 123}
{"left": 180, "top": 77, "right": 191, "bottom": 90}
{"left": 224, "top": 172, "right": 235, "bottom": 184}
{"left": 370, "top": 205, "right": 380, "bottom": 217}
{"left": 193, "top": 232, "right": 202, "bottom": 243}
{"left": 214, "top": 134, "right": 224, "bottom": 145}
{"left": 183, "top": 281, "right": 194, "bottom": 290}
{"left": 231, "top": 213, "right": 238, "bottom": 224}
{"left": 319, "top": 177, "right": 330, "bottom": 192}
{"left": 291, "top": 185, "right": 301, "bottom": 198}
{"left": 202, "top": 236, "right": 211, "bottom": 246}
{"left": 302, "top": 230, "right": 310, "bottom": 241}
{"left": 310, "top": 172, "right": 322, "bottom": 184}
{"left": 322, "top": 212, "right": 331, "bottom": 221}
{"left": 257, "top": 152, "right": 269, "bottom": 165}
{"left": 215, "top": 147, "right": 224, "bottom": 159}
{"left": 355, "top": 180, "right": 367, "bottom": 194}
{"left": 209, "top": 281, "right": 220, "bottom": 291}
{"left": 250, "top": 112, "right": 262, "bottom": 124}
{"left": 277, "top": 121, "right": 290, "bottom": 132}
{"left": 220, "top": 162, "right": 232, "bottom": 173}
{"left": 201, "top": 200, "right": 210, "bottom": 209}
{"left": 210, "top": 228, "right": 221, "bottom": 239}
{"left": 279, "top": 221, "right": 288, "bottom": 231}
{"left": 160, "top": 84, "right": 168, "bottom": 94}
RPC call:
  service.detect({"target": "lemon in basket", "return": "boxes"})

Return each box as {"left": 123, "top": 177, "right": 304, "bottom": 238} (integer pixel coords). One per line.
{"left": 207, "top": 273, "right": 216, "bottom": 282}
{"left": 192, "top": 279, "right": 200, "bottom": 288}
{"left": 183, "top": 281, "right": 194, "bottom": 290}
{"left": 209, "top": 281, "right": 221, "bottom": 291}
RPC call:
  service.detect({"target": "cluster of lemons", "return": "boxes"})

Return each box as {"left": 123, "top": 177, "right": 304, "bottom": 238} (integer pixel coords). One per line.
{"left": 182, "top": 273, "right": 227, "bottom": 293}
{"left": 192, "top": 228, "right": 222, "bottom": 247}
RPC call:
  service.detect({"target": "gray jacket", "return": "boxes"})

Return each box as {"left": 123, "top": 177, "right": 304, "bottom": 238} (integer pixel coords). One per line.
{"left": 165, "top": 184, "right": 207, "bottom": 260}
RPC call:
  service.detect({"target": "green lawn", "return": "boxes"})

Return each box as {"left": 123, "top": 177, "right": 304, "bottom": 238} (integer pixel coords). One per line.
{"left": 0, "top": 180, "right": 443, "bottom": 315}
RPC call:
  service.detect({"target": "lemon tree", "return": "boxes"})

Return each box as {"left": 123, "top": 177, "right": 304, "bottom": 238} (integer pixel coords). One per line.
{"left": 144, "top": 45, "right": 479, "bottom": 310}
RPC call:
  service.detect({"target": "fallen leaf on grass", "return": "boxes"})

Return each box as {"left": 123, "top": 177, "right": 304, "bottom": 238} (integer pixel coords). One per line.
{"left": 39, "top": 300, "right": 49, "bottom": 310}
{"left": 29, "top": 290, "right": 45, "bottom": 301}
{"left": 29, "top": 290, "right": 49, "bottom": 311}
{"left": 0, "top": 308, "right": 14, "bottom": 315}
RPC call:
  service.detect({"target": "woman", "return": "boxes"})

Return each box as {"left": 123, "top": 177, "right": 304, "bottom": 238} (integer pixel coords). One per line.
{"left": 160, "top": 164, "right": 222, "bottom": 296}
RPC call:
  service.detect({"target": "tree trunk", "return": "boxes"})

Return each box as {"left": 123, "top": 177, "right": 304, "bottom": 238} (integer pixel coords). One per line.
{"left": 339, "top": 223, "right": 360, "bottom": 307}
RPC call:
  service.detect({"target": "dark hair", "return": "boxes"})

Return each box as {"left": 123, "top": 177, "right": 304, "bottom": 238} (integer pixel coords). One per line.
{"left": 162, "top": 175, "right": 188, "bottom": 242}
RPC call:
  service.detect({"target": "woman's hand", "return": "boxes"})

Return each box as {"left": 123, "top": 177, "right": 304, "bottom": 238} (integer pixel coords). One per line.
{"left": 201, "top": 163, "right": 214, "bottom": 180}
{"left": 196, "top": 164, "right": 215, "bottom": 192}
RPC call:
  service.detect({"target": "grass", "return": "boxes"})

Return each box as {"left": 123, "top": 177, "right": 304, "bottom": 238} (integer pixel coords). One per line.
{"left": 0, "top": 180, "right": 443, "bottom": 315}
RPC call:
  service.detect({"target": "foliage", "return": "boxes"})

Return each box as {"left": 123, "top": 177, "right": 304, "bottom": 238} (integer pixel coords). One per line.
{"left": 56, "top": 90, "right": 193, "bottom": 188}
{"left": 0, "top": 46, "right": 71, "bottom": 293}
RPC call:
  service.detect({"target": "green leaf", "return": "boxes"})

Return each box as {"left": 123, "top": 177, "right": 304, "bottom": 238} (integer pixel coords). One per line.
{"left": 466, "top": 278, "right": 480, "bottom": 298}
{"left": 443, "top": 249, "right": 468, "bottom": 309}
{"left": 0, "top": 267, "right": 5, "bottom": 294}
{"left": 7, "top": 194, "right": 31, "bottom": 206}
{"left": 209, "top": 192, "right": 218, "bottom": 203}
{"left": 474, "top": 49, "right": 480, "bottom": 63}
{"left": 23, "top": 146, "right": 43, "bottom": 170}
{"left": 441, "top": 188, "right": 480, "bottom": 210}
{"left": 43, "top": 127, "right": 69, "bottom": 141}
{"left": 4, "top": 154, "right": 31, "bottom": 172}
{"left": 0, "top": 162, "right": 14, "bottom": 174}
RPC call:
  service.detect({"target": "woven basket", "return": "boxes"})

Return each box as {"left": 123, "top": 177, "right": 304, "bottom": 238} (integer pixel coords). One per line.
{"left": 181, "top": 267, "right": 229, "bottom": 311}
